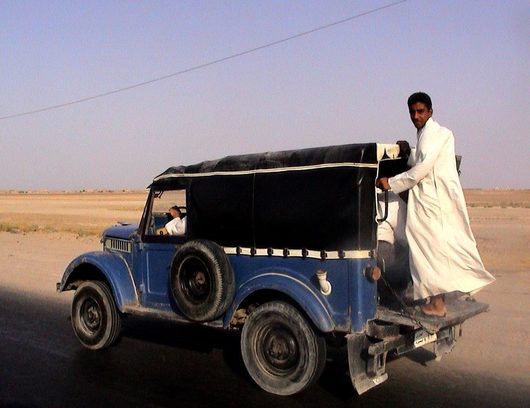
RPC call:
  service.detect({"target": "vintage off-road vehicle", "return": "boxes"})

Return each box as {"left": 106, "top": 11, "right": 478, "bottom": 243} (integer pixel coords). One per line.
{"left": 57, "top": 143, "right": 488, "bottom": 395}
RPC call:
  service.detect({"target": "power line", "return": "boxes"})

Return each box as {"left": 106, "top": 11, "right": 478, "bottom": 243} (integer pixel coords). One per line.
{"left": 1, "top": 1, "right": 406, "bottom": 121}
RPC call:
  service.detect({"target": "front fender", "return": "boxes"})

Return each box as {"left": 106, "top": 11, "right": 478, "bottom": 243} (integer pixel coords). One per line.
{"left": 224, "top": 272, "right": 337, "bottom": 333}
{"left": 58, "top": 251, "right": 139, "bottom": 311}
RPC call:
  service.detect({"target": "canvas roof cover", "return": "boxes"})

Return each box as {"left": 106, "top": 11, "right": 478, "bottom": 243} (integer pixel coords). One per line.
{"left": 150, "top": 143, "right": 399, "bottom": 251}
{"left": 153, "top": 143, "right": 398, "bottom": 183}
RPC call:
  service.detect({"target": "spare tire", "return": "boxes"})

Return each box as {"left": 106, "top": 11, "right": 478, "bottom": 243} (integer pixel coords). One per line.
{"left": 170, "top": 239, "right": 235, "bottom": 322}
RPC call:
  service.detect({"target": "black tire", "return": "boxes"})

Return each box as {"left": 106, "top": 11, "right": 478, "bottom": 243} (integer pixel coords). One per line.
{"left": 241, "top": 301, "right": 327, "bottom": 396}
{"left": 170, "top": 239, "right": 235, "bottom": 322}
{"left": 71, "top": 281, "right": 121, "bottom": 350}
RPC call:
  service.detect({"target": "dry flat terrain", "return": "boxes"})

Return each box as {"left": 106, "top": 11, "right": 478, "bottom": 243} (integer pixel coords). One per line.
{"left": 0, "top": 189, "right": 529, "bottom": 406}
{"left": 0, "top": 190, "right": 148, "bottom": 236}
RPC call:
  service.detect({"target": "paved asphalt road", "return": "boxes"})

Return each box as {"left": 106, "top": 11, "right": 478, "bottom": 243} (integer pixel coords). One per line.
{"left": 1, "top": 285, "right": 528, "bottom": 408}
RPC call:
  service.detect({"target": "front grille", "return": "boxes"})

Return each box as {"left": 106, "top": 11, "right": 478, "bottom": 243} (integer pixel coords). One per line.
{"left": 104, "top": 238, "right": 132, "bottom": 253}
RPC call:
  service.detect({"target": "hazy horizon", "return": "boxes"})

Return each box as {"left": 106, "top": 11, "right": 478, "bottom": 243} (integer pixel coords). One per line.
{"left": 1, "top": 187, "right": 529, "bottom": 195}
{"left": 2, "top": 1, "right": 529, "bottom": 190}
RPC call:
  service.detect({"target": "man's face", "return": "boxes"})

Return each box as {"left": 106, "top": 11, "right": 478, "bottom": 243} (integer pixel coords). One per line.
{"left": 409, "top": 102, "right": 433, "bottom": 129}
{"left": 169, "top": 208, "right": 179, "bottom": 218}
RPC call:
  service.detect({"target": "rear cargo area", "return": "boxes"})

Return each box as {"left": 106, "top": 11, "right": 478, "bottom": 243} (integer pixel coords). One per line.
{"left": 375, "top": 297, "right": 489, "bottom": 332}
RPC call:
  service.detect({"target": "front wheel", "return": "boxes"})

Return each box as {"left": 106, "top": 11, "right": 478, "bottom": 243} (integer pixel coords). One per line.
{"left": 241, "top": 301, "right": 326, "bottom": 396}
{"left": 71, "top": 281, "right": 121, "bottom": 350}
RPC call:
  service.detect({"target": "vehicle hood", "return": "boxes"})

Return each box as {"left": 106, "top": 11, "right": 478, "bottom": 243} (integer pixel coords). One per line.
{"left": 102, "top": 223, "right": 139, "bottom": 240}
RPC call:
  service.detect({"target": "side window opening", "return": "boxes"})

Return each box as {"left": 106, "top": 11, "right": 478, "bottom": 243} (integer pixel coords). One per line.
{"left": 145, "top": 189, "right": 187, "bottom": 237}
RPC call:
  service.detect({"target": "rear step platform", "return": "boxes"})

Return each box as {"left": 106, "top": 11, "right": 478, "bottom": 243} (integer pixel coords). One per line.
{"left": 376, "top": 298, "right": 490, "bottom": 332}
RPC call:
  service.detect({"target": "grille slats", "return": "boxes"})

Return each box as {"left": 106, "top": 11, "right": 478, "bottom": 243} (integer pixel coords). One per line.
{"left": 105, "top": 238, "right": 132, "bottom": 253}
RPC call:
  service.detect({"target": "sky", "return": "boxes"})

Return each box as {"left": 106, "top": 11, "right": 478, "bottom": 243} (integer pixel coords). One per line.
{"left": 1, "top": 0, "right": 529, "bottom": 190}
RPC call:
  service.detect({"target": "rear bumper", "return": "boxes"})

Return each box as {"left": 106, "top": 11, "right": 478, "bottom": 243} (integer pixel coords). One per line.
{"left": 348, "top": 298, "right": 489, "bottom": 395}
{"left": 347, "top": 324, "right": 460, "bottom": 394}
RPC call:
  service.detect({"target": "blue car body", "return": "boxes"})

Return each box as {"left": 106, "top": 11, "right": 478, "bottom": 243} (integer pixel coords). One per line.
{"left": 59, "top": 222, "right": 378, "bottom": 333}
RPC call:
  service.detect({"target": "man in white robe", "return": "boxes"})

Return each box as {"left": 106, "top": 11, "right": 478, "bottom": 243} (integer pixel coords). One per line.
{"left": 377, "top": 92, "right": 495, "bottom": 316}
{"left": 165, "top": 206, "right": 186, "bottom": 236}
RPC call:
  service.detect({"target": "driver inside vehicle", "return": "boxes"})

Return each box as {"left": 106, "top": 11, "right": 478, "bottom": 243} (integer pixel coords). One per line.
{"left": 165, "top": 206, "right": 186, "bottom": 236}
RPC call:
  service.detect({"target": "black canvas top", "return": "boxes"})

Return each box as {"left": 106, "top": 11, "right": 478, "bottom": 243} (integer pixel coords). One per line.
{"left": 147, "top": 143, "right": 399, "bottom": 251}
{"left": 152, "top": 143, "right": 379, "bottom": 185}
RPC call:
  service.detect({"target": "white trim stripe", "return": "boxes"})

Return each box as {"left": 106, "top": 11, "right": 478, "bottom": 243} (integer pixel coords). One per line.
{"left": 223, "top": 247, "right": 372, "bottom": 260}
{"left": 153, "top": 162, "right": 378, "bottom": 182}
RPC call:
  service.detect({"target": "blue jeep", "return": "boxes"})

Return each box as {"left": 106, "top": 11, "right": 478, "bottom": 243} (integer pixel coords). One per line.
{"left": 57, "top": 143, "right": 488, "bottom": 396}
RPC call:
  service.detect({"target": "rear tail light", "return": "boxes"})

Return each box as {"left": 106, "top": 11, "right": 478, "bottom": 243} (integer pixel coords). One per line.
{"left": 365, "top": 265, "right": 381, "bottom": 282}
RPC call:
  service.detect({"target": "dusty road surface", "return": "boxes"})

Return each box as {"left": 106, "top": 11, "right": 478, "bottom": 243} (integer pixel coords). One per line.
{"left": 0, "top": 190, "right": 529, "bottom": 407}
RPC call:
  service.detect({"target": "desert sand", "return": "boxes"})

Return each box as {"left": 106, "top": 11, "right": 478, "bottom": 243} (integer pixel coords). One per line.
{"left": 0, "top": 189, "right": 529, "bottom": 400}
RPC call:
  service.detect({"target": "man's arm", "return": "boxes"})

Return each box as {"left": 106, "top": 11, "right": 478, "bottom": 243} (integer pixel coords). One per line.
{"left": 174, "top": 218, "right": 186, "bottom": 235}
{"left": 388, "top": 126, "right": 452, "bottom": 194}
{"left": 165, "top": 218, "right": 176, "bottom": 235}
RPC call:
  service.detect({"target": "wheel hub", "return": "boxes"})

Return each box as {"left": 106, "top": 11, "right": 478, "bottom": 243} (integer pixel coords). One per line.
{"left": 180, "top": 257, "right": 210, "bottom": 301}
{"left": 263, "top": 328, "right": 298, "bottom": 371}
{"left": 83, "top": 300, "right": 101, "bottom": 331}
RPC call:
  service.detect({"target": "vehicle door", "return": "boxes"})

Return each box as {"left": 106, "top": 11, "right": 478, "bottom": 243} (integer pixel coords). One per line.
{"left": 138, "top": 187, "right": 188, "bottom": 310}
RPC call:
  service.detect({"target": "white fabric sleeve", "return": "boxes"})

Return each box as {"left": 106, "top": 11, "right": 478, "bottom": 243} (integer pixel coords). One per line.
{"left": 388, "top": 124, "right": 451, "bottom": 194}
{"left": 165, "top": 218, "right": 178, "bottom": 235}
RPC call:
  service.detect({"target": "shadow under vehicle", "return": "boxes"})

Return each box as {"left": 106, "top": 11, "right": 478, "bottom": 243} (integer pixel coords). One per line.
{"left": 57, "top": 143, "right": 488, "bottom": 396}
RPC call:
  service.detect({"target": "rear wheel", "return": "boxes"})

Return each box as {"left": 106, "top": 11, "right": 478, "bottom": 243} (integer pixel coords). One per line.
{"left": 241, "top": 301, "right": 326, "bottom": 396}
{"left": 71, "top": 281, "right": 121, "bottom": 350}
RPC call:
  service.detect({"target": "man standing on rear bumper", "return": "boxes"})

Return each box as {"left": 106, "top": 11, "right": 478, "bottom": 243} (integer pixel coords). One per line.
{"left": 377, "top": 92, "right": 495, "bottom": 316}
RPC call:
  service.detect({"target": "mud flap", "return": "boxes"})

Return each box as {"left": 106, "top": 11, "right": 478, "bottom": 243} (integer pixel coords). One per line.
{"left": 346, "top": 333, "right": 388, "bottom": 395}
{"left": 434, "top": 326, "right": 459, "bottom": 361}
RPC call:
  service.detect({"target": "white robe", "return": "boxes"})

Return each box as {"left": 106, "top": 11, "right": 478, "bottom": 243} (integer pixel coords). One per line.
{"left": 388, "top": 118, "right": 495, "bottom": 300}
{"left": 165, "top": 217, "right": 186, "bottom": 236}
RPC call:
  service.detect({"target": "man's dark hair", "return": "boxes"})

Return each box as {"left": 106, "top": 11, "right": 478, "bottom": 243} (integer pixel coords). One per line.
{"left": 169, "top": 205, "right": 182, "bottom": 215}
{"left": 407, "top": 92, "right": 432, "bottom": 110}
